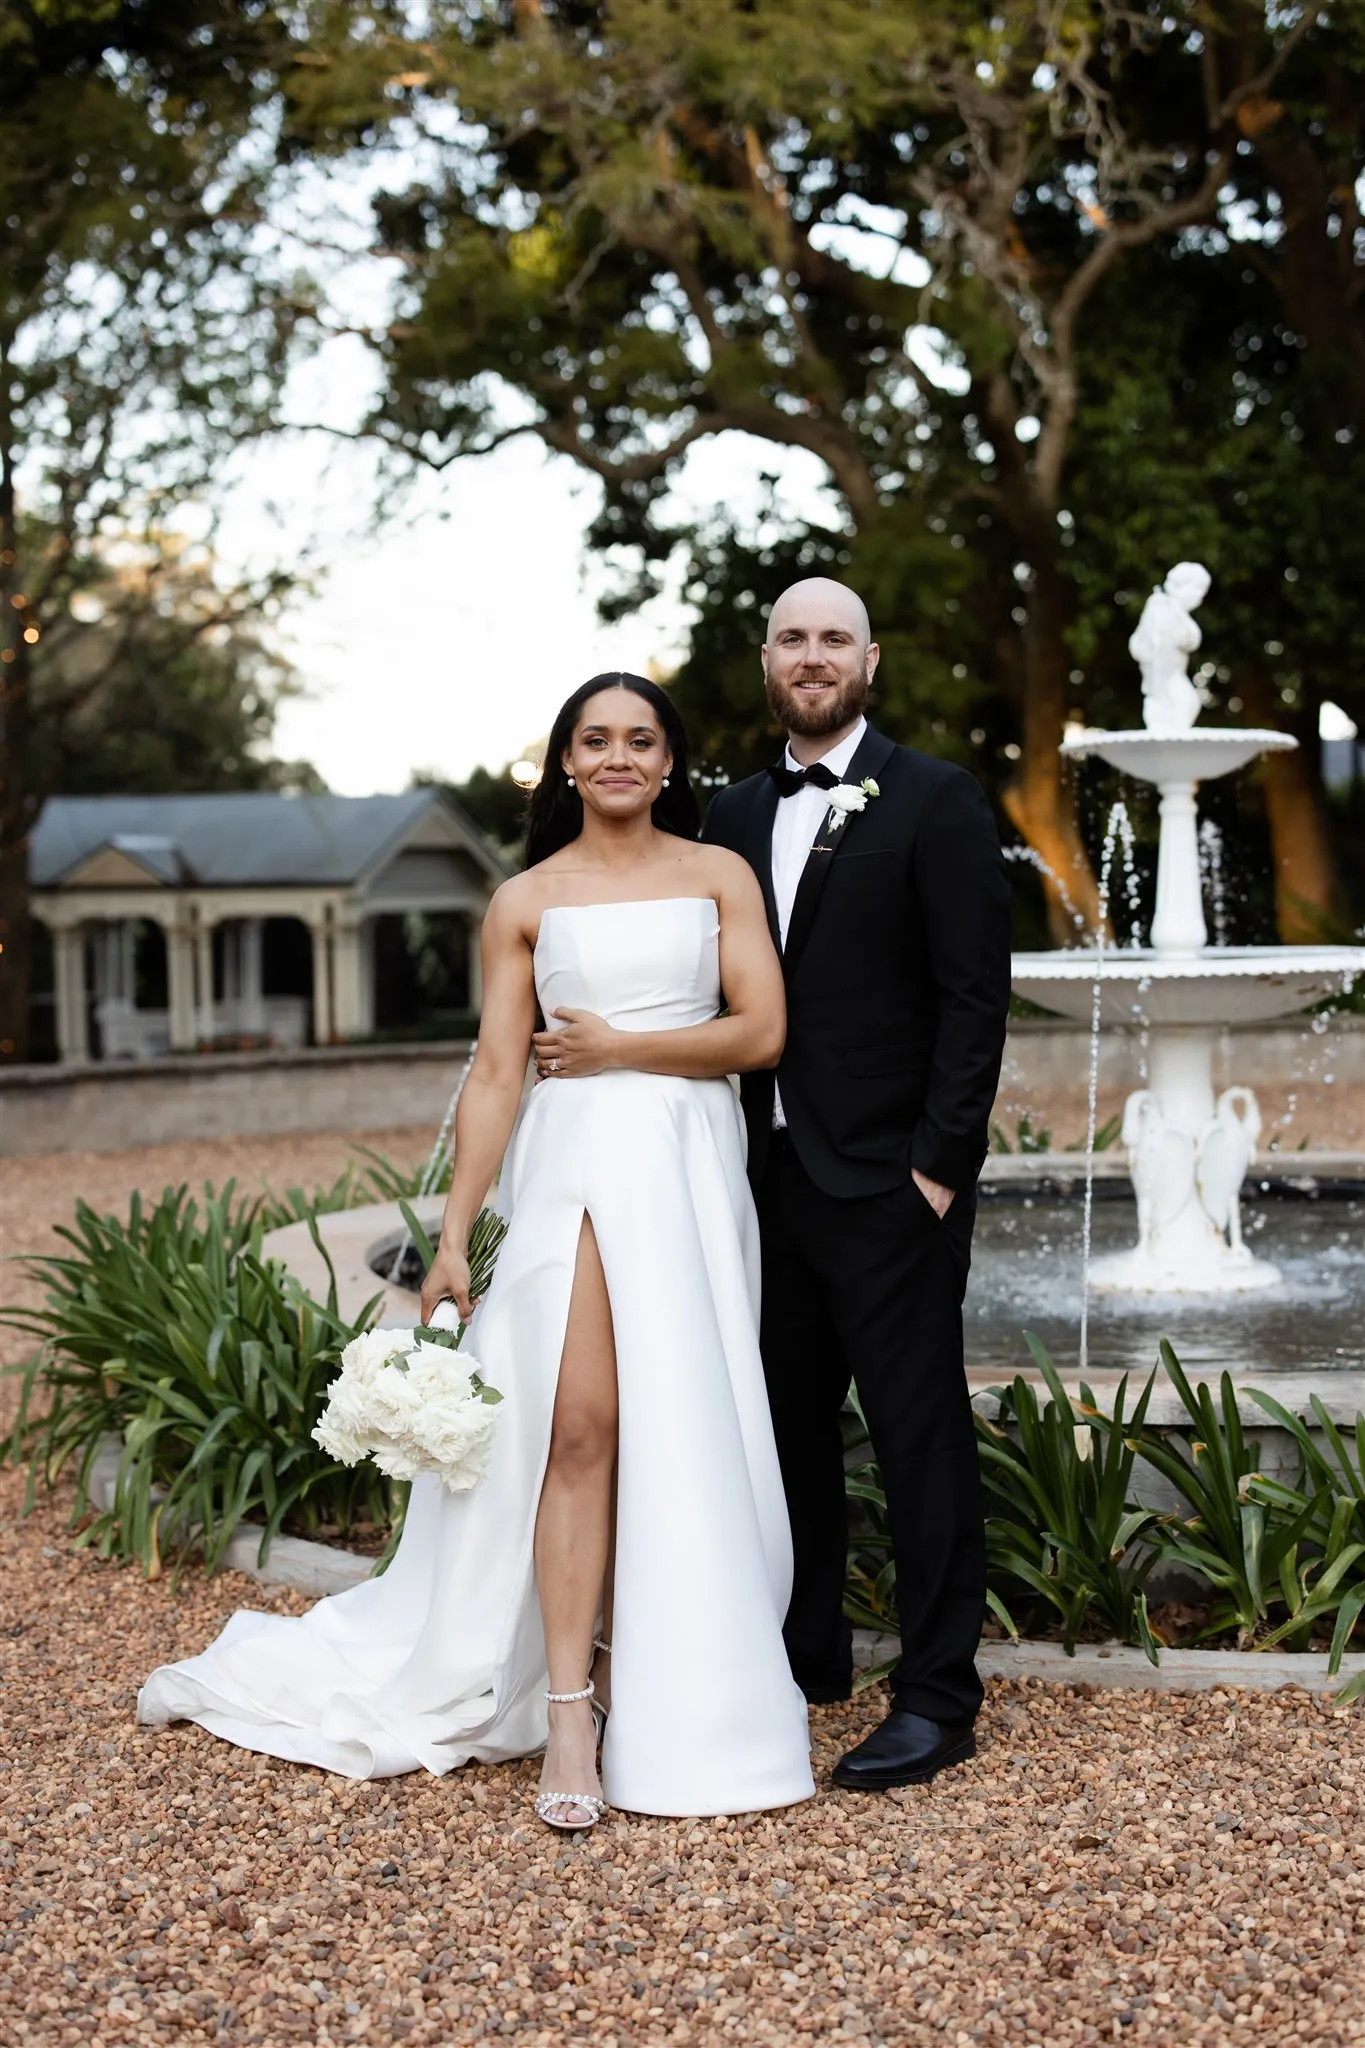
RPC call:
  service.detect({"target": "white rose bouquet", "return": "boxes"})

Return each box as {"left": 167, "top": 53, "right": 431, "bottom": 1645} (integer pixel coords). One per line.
{"left": 313, "top": 1322, "right": 503, "bottom": 1495}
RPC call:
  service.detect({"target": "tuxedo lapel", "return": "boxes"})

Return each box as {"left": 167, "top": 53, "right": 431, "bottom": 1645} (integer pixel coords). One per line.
{"left": 782, "top": 726, "right": 896, "bottom": 979}
{"left": 744, "top": 772, "right": 782, "bottom": 954}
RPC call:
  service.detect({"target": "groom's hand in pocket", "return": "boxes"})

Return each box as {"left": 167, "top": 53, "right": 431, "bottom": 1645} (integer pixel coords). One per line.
{"left": 533, "top": 1008, "right": 618, "bottom": 1080}
{"left": 912, "top": 1168, "right": 956, "bottom": 1218}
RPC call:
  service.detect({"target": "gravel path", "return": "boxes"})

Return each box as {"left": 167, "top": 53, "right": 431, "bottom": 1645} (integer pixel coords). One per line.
{"left": 3, "top": 1137, "right": 1363, "bottom": 2045}
{"left": 2, "top": 1478, "right": 1361, "bottom": 2048}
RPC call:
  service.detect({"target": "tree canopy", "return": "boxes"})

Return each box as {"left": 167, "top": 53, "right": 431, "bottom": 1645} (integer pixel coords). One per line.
{"left": 31, "top": 532, "right": 320, "bottom": 798}
{"left": 1, "top": 0, "right": 311, "bottom": 1057}
{"left": 277, "top": 0, "right": 1364, "bottom": 936}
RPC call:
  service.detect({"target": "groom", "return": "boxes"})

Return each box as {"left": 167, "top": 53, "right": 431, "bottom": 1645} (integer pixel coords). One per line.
{"left": 702, "top": 577, "right": 1012, "bottom": 1789}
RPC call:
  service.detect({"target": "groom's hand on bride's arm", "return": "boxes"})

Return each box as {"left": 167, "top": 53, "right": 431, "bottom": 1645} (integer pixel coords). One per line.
{"left": 532, "top": 1008, "right": 620, "bottom": 1079}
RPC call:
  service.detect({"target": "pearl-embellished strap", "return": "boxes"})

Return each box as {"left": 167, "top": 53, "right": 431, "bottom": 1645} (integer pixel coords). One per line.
{"left": 535, "top": 1792, "right": 605, "bottom": 1823}
{"left": 545, "top": 1682, "right": 595, "bottom": 1704}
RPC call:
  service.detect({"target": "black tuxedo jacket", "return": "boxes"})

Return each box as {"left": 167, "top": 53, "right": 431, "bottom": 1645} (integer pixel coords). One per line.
{"left": 702, "top": 725, "right": 1012, "bottom": 1199}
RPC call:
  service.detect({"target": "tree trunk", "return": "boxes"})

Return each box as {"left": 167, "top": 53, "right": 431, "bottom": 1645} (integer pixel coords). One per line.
{"left": 0, "top": 401, "right": 33, "bottom": 1064}
{"left": 1238, "top": 666, "right": 1345, "bottom": 942}
{"left": 1247, "top": 108, "right": 1365, "bottom": 431}
{"left": 999, "top": 550, "right": 1104, "bottom": 943}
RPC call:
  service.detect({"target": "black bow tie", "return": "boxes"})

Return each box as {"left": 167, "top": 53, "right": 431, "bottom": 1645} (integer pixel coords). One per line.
{"left": 768, "top": 759, "right": 840, "bottom": 799}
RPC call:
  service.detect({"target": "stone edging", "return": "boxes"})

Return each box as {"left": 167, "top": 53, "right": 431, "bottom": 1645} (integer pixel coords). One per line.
{"left": 855, "top": 1631, "right": 1364, "bottom": 1699}
{"left": 87, "top": 1440, "right": 373, "bottom": 1597}
{"left": 88, "top": 1442, "right": 1365, "bottom": 1698}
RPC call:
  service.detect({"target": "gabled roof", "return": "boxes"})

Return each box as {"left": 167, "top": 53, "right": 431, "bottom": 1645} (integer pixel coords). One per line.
{"left": 32, "top": 791, "right": 511, "bottom": 891}
{"left": 61, "top": 835, "right": 195, "bottom": 887}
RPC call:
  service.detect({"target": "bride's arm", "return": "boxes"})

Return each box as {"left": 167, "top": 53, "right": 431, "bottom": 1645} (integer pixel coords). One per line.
{"left": 420, "top": 887, "right": 536, "bottom": 1323}
{"left": 532, "top": 856, "right": 785, "bottom": 1083}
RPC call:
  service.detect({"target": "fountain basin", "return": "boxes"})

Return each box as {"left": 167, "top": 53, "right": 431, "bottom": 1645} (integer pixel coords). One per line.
{"left": 1061, "top": 726, "right": 1296, "bottom": 783}
{"left": 262, "top": 1199, "right": 446, "bottom": 1330}
{"left": 1010, "top": 945, "right": 1363, "bottom": 1026}
{"left": 969, "top": 1180, "right": 1365, "bottom": 1378}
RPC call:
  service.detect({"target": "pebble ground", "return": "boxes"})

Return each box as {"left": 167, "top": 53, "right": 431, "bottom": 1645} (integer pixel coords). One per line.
{"left": 3, "top": 1134, "right": 1363, "bottom": 2046}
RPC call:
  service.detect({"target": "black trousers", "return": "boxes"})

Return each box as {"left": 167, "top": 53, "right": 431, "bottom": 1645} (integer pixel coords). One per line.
{"left": 756, "top": 1133, "right": 986, "bottom": 1724}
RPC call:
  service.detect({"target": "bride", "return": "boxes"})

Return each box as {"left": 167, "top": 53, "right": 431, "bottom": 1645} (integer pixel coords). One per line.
{"left": 138, "top": 672, "right": 815, "bottom": 1826}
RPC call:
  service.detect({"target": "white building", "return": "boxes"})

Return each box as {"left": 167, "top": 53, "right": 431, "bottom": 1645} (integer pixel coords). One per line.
{"left": 31, "top": 791, "right": 509, "bottom": 1063}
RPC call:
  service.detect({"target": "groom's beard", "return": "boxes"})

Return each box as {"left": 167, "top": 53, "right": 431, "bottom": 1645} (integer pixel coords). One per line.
{"left": 765, "top": 661, "right": 871, "bottom": 739}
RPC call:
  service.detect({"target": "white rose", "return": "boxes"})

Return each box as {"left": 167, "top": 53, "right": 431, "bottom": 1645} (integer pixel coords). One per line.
{"left": 827, "top": 782, "right": 868, "bottom": 816}
{"left": 338, "top": 1326, "right": 417, "bottom": 1380}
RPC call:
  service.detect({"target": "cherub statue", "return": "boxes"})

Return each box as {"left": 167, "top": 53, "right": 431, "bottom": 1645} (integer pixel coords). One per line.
{"left": 1128, "top": 561, "right": 1211, "bottom": 733}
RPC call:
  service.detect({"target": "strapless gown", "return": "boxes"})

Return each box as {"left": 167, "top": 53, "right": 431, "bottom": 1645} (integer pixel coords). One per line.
{"left": 137, "top": 897, "right": 814, "bottom": 1816}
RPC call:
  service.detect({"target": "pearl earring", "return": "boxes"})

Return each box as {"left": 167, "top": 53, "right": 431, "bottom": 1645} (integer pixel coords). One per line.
{"left": 662, "top": 776, "right": 670, "bottom": 788}
{"left": 566, "top": 775, "right": 575, "bottom": 787}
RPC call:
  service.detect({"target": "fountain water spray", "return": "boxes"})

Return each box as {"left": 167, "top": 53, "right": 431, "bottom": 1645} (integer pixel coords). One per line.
{"left": 1078, "top": 801, "right": 1138, "bottom": 1369}
{"left": 1197, "top": 818, "right": 1229, "bottom": 948}
{"left": 1002, "top": 844, "right": 1088, "bottom": 936}
{"left": 384, "top": 1040, "right": 479, "bottom": 1282}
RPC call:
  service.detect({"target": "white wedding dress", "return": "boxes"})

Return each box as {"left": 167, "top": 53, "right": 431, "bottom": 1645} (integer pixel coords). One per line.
{"left": 138, "top": 897, "right": 814, "bottom": 1817}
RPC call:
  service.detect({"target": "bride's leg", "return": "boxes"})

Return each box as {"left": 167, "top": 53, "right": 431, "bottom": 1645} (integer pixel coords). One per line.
{"left": 590, "top": 1473, "right": 617, "bottom": 1716}
{"left": 535, "top": 1213, "right": 618, "bottom": 1818}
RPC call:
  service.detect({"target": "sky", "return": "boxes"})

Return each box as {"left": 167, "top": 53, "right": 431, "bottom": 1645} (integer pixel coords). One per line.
{"left": 215, "top": 402, "right": 835, "bottom": 795}
{"left": 205, "top": 185, "right": 925, "bottom": 796}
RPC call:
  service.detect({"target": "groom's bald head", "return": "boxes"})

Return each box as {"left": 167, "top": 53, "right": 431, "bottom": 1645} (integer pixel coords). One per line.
{"left": 766, "top": 577, "right": 872, "bottom": 650}
{"left": 762, "top": 577, "right": 879, "bottom": 745}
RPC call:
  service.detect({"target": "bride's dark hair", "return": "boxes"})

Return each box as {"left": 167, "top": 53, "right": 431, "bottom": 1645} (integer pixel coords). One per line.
{"left": 524, "top": 672, "right": 700, "bottom": 868}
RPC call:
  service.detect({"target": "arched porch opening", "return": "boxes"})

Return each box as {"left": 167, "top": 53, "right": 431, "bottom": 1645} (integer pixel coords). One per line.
{"left": 370, "top": 910, "right": 476, "bottom": 1039}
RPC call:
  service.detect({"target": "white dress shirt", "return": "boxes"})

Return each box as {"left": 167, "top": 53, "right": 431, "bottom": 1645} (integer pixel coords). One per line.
{"left": 769, "top": 716, "right": 867, "bottom": 1129}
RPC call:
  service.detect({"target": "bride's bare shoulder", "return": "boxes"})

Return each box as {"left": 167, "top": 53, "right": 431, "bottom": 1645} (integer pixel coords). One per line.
{"left": 485, "top": 870, "right": 550, "bottom": 941}
{"left": 686, "top": 841, "right": 761, "bottom": 901}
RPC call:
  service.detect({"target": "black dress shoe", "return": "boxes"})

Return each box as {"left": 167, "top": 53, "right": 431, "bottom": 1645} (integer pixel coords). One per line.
{"left": 831, "top": 1709, "right": 976, "bottom": 1791}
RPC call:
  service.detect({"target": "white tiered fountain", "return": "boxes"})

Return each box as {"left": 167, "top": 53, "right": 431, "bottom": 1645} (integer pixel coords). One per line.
{"left": 1011, "top": 562, "right": 1364, "bottom": 1294}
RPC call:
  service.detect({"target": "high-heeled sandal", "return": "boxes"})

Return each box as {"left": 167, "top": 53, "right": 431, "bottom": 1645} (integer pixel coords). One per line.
{"left": 534, "top": 1683, "right": 607, "bottom": 1833}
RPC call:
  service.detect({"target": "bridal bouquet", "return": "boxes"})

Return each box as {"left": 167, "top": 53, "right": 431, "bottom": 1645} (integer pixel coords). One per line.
{"left": 313, "top": 1324, "right": 503, "bottom": 1495}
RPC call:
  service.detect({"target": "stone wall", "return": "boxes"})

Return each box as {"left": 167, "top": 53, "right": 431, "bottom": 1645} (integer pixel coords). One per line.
{"left": 994, "top": 1013, "right": 1365, "bottom": 1153}
{"left": 0, "top": 1042, "right": 472, "bottom": 1156}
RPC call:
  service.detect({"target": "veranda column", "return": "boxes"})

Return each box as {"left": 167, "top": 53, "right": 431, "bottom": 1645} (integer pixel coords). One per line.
{"left": 310, "top": 916, "right": 333, "bottom": 1045}
{"left": 195, "top": 918, "right": 216, "bottom": 1045}
{"left": 466, "top": 910, "right": 484, "bottom": 1016}
{"left": 240, "top": 916, "right": 266, "bottom": 1037}
{"left": 356, "top": 918, "right": 376, "bottom": 1038}
{"left": 52, "top": 924, "right": 89, "bottom": 1063}
{"left": 165, "top": 921, "right": 197, "bottom": 1051}
{"left": 331, "top": 916, "right": 365, "bottom": 1039}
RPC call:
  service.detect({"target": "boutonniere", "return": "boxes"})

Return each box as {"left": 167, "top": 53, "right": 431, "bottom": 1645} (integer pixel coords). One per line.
{"left": 824, "top": 777, "right": 880, "bottom": 831}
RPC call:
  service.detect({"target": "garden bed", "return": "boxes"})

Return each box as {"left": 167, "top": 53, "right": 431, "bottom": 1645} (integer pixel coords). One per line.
{"left": 7, "top": 1173, "right": 1365, "bottom": 1703}
{"left": 81, "top": 1436, "right": 1365, "bottom": 1698}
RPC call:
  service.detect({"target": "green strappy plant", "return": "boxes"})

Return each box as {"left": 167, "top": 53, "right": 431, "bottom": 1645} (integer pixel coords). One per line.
{"left": 1138, "top": 1343, "right": 1365, "bottom": 1698}
{"left": 3, "top": 1186, "right": 391, "bottom": 1577}
{"left": 977, "top": 1336, "right": 1163, "bottom": 1662}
